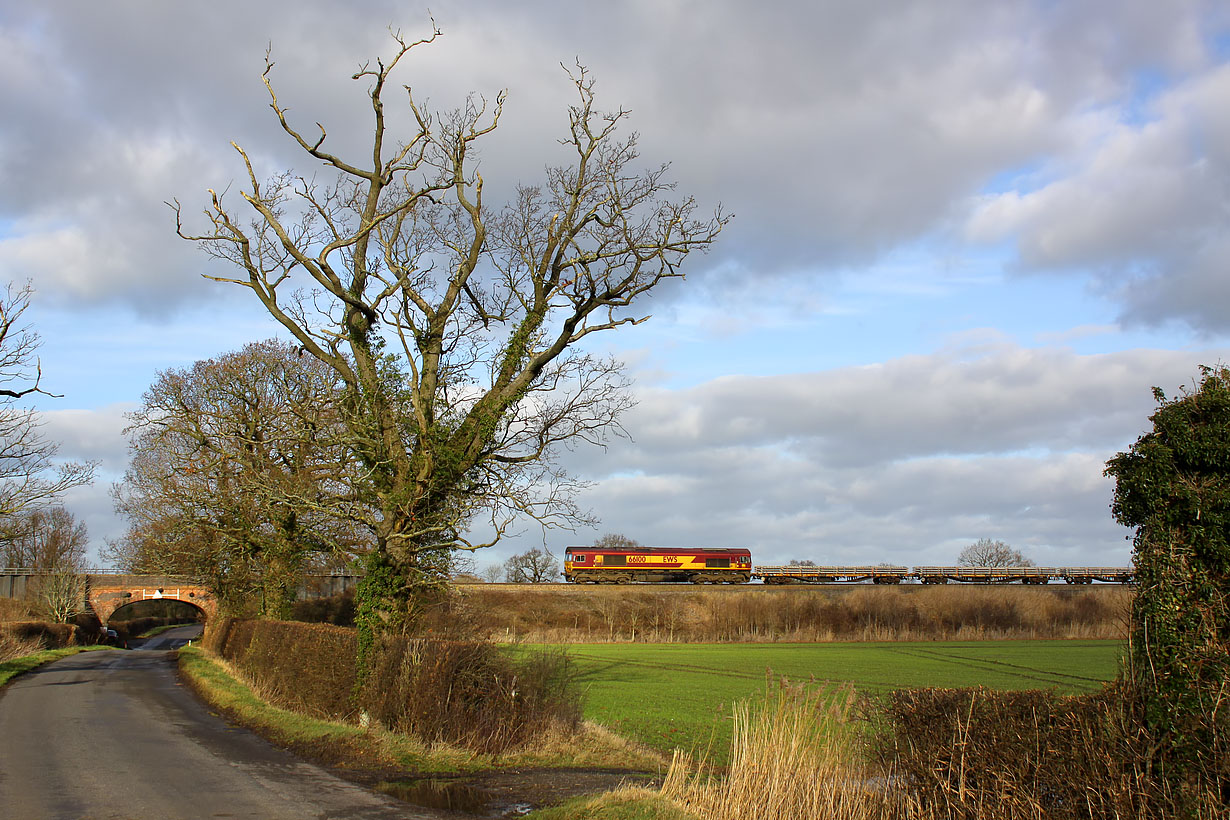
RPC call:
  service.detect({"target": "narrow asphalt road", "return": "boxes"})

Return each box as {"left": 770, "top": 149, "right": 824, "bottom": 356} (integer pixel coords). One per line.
{"left": 0, "top": 625, "right": 441, "bottom": 820}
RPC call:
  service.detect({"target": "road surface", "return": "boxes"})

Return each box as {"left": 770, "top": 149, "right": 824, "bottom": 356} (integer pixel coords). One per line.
{"left": 0, "top": 624, "right": 439, "bottom": 820}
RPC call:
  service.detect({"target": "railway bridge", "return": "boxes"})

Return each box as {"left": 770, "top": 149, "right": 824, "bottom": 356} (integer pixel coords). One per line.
{"left": 0, "top": 570, "right": 362, "bottom": 622}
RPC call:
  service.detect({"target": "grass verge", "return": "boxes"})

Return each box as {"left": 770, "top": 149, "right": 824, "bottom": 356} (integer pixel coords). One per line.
{"left": 524, "top": 786, "right": 694, "bottom": 820}
{"left": 0, "top": 645, "right": 110, "bottom": 688}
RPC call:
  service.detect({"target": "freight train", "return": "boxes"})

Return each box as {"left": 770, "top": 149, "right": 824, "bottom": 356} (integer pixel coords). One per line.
{"left": 562, "top": 546, "right": 1132, "bottom": 585}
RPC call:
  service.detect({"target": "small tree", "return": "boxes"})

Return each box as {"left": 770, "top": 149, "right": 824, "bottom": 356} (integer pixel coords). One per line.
{"left": 594, "top": 533, "right": 641, "bottom": 550}
{"left": 957, "top": 538, "right": 1033, "bottom": 567}
{"left": 788, "top": 559, "right": 816, "bottom": 566}
{"left": 1105, "top": 365, "right": 1230, "bottom": 793}
{"left": 504, "top": 548, "right": 560, "bottom": 583}
{"left": 39, "top": 564, "right": 85, "bottom": 623}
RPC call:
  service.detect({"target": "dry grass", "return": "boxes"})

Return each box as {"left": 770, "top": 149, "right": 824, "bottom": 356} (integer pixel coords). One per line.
{"left": 875, "top": 683, "right": 1228, "bottom": 820}
{"left": 0, "top": 597, "right": 35, "bottom": 623}
{"left": 503, "top": 719, "right": 668, "bottom": 771}
{"left": 464, "top": 584, "right": 1132, "bottom": 643}
{"left": 528, "top": 785, "right": 694, "bottom": 820}
{"left": 661, "top": 681, "right": 896, "bottom": 820}
{"left": 0, "top": 628, "right": 43, "bottom": 663}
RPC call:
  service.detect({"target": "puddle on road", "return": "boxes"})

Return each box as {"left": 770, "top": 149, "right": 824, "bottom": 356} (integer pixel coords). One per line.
{"left": 378, "top": 778, "right": 532, "bottom": 817}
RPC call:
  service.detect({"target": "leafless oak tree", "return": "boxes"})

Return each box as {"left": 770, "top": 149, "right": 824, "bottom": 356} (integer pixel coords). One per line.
{"left": 504, "top": 547, "right": 560, "bottom": 583}
{"left": 957, "top": 537, "right": 1034, "bottom": 567}
{"left": 0, "top": 283, "right": 95, "bottom": 521}
{"left": 113, "top": 339, "right": 373, "bottom": 616}
{"left": 174, "top": 29, "right": 728, "bottom": 634}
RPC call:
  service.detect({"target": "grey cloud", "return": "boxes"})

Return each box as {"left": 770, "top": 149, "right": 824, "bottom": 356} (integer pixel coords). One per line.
{"left": 4, "top": 1, "right": 1225, "bottom": 316}
{"left": 542, "top": 344, "right": 1224, "bottom": 565}
{"left": 618, "top": 343, "right": 1206, "bottom": 467}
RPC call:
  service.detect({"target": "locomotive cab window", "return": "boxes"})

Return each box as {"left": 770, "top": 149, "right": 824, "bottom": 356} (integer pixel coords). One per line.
{"left": 705, "top": 558, "right": 731, "bottom": 568}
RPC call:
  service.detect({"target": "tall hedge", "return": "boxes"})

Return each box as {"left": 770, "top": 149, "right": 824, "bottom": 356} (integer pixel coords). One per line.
{"left": 1105, "top": 365, "right": 1230, "bottom": 798}
{"left": 203, "top": 618, "right": 579, "bottom": 753}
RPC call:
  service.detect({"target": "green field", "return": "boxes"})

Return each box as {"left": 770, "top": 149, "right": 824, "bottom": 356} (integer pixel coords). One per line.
{"left": 565, "top": 640, "right": 1125, "bottom": 760}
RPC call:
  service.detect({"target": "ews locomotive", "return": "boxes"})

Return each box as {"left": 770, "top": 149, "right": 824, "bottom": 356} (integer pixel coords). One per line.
{"left": 564, "top": 546, "right": 752, "bottom": 584}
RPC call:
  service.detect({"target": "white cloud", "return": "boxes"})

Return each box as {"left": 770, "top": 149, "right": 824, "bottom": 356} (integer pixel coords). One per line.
{"left": 41, "top": 404, "right": 132, "bottom": 474}
{"left": 965, "top": 62, "right": 1230, "bottom": 333}
{"left": 545, "top": 343, "right": 1226, "bottom": 566}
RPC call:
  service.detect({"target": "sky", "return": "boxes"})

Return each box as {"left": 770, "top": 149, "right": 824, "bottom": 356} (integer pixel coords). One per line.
{"left": 6, "top": 1, "right": 1230, "bottom": 572}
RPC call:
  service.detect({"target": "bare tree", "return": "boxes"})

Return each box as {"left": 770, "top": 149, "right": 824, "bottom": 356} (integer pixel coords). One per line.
{"left": 594, "top": 533, "right": 641, "bottom": 549}
{"left": 957, "top": 538, "right": 1034, "bottom": 567}
{"left": 0, "top": 506, "right": 90, "bottom": 623}
{"left": 113, "top": 339, "right": 373, "bottom": 616}
{"left": 0, "top": 506, "right": 89, "bottom": 571}
{"left": 174, "top": 29, "right": 728, "bottom": 640}
{"left": 479, "top": 563, "right": 505, "bottom": 583}
{"left": 788, "top": 559, "right": 816, "bottom": 566}
{"left": 0, "top": 283, "right": 94, "bottom": 520}
{"left": 504, "top": 548, "right": 560, "bottom": 583}
{"left": 39, "top": 565, "right": 85, "bottom": 623}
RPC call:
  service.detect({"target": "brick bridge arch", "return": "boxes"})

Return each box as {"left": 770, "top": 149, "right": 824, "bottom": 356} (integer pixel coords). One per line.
{"left": 87, "top": 575, "right": 217, "bottom": 623}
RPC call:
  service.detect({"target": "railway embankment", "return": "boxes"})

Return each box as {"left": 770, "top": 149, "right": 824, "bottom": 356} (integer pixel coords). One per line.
{"left": 457, "top": 583, "right": 1130, "bottom": 643}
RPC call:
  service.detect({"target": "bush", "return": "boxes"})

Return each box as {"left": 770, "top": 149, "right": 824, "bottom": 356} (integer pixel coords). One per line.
{"left": 362, "top": 637, "right": 580, "bottom": 753}
{"left": 215, "top": 619, "right": 358, "bottom": 720}
{"left": 870, "top": 684, "right": 1225, "bottom": 819}
{"left": 0, "top": 598, "right": 35, "bottom": 622}
{"left": 0, "top": 621, "right": 80, "bottom": 649}
{"left": 292, "top": 588, "right": 356, "bottom": 626}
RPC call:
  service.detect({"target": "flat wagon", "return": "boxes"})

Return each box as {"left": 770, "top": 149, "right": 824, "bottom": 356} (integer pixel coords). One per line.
{"left": 755, "top": 565, "right": 910, "bottom": 584}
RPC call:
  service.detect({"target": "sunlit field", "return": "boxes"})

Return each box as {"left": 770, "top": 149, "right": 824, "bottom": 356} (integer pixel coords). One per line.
{"left": 563, "top": 640, "right": 1124, "bottom": 760}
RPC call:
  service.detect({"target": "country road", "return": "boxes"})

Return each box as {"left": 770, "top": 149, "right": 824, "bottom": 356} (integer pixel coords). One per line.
{"left": 0, "top": 624, "right": 440, "bottom": 820}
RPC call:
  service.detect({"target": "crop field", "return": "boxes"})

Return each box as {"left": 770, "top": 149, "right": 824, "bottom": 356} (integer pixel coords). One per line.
{"left": 564, "top": 640, "right": 1125, "bottom": 761}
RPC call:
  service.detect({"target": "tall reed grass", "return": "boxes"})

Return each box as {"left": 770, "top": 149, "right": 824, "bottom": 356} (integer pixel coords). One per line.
{"left": 661, "top": 680, "right": 898, "bottom": 820}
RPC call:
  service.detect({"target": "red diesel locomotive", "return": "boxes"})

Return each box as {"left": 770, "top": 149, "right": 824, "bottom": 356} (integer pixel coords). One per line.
{"left": 564, "top": 546, "right": 752, "bottom": 584}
